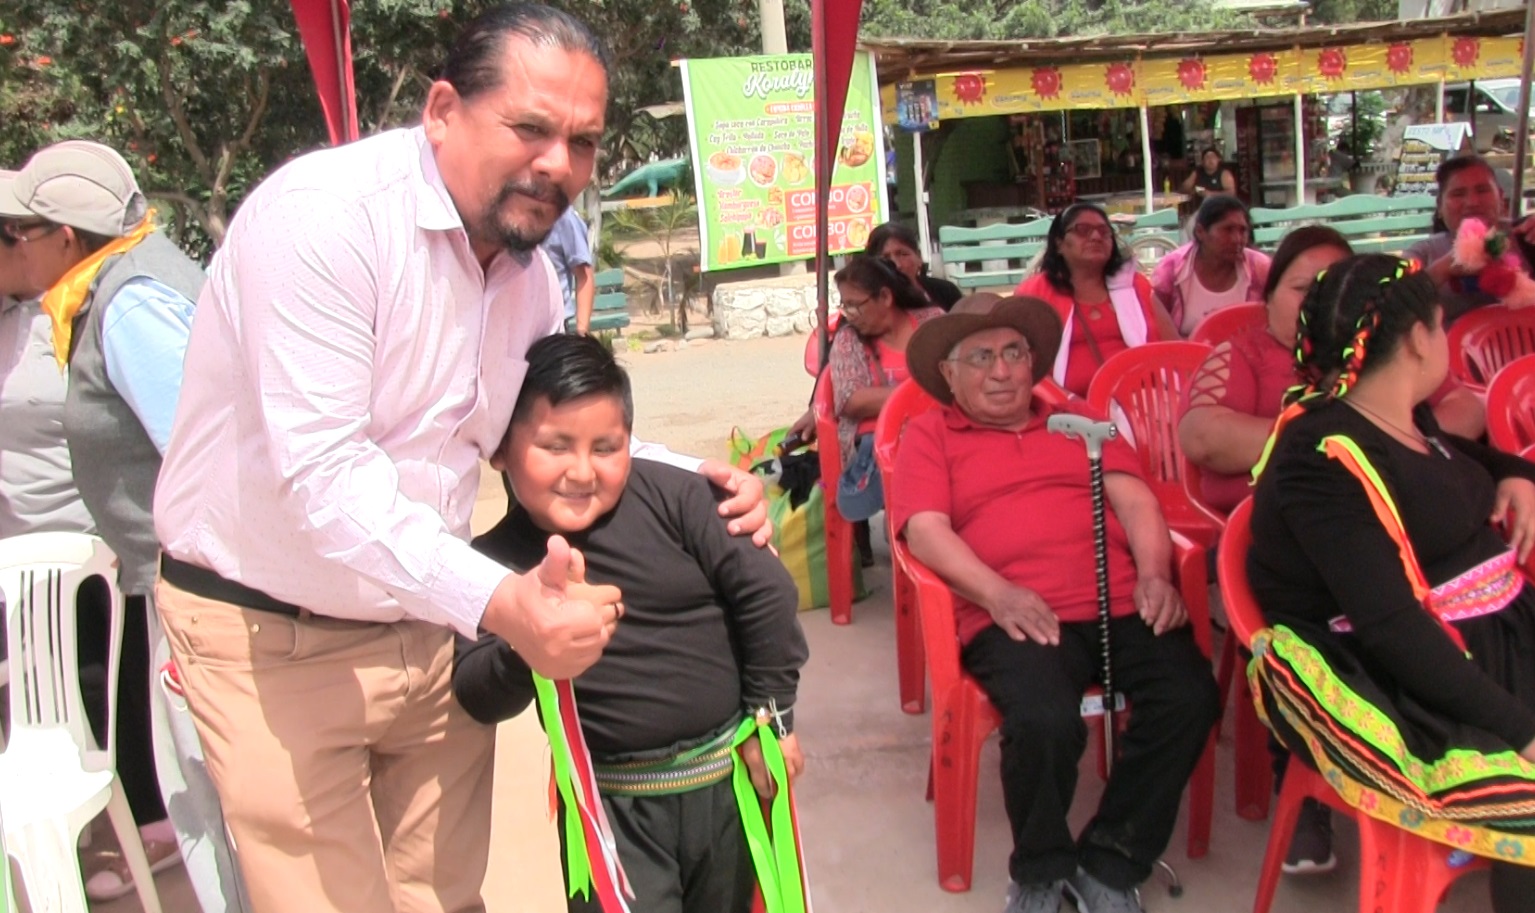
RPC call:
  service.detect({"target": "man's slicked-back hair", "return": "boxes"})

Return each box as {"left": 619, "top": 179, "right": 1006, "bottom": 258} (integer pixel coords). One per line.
{"left": 442, "top": 3, "right": 611, "bottom": 101}
{"left": 510, "top": 333, "right": 634, "bottom": 434}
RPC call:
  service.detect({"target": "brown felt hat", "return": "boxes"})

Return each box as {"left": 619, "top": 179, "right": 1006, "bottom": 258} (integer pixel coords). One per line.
{"left": 907, "top": 294, "right": 1063, "bottom": 405}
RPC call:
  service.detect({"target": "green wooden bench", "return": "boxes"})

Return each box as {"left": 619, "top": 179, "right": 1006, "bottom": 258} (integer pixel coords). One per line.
{"left": 568, "top": 267, "right": 631, "bottom": 334}
{"left": 938, "top": 209, "right": 1188, "bottom": 289}
{"left": 1250, "top": 195, "right": 1437, "bottom": 258}
{"left": 936, "top": 218, "right": 1054, "bottom": 291}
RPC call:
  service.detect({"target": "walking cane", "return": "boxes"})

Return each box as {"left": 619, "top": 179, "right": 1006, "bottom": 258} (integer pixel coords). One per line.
{"left": 1046, "top": 413, "right": 1119, "bottom": 766}
{"left": 1048, "top": 412, "right": 1184, "bottom": 899}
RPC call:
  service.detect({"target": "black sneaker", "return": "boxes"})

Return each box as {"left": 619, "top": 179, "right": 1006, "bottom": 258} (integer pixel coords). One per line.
{"left": 1282, "top": 798, "right": 1337, "bottom": 875}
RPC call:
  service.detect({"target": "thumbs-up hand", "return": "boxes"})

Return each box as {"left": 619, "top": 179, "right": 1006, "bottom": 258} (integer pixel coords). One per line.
{"left": 482, "top": 535, "right": 624, "bottom": 681}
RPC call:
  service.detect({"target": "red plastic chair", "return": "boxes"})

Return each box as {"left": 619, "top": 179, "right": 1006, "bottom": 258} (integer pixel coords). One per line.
{"left": 811, "top": 374, "right": 855, "bottom": 625}
{"left": 1188, "top": 303, "right": 1267, "bottom": 347}
{"left": 1447, "top": 304, "right": 1535, "bottom": 389}
{"left": 1087, "top": 344, "right": 1220, "bottom": 742}
{"left": 1486, "top": 353, "right": 1535, "bottom": 454}
{"left": 874, "top": 380, "right": 940, "bottom": 715}
{"left": 1086, "top": 342, "right": 1220, "bottom": 547}
{"left": 904, "top": 535, "right": 1215, "bottom": 892}
{"left": 1217, "top": 498, "right": 1490, "bottom": 913}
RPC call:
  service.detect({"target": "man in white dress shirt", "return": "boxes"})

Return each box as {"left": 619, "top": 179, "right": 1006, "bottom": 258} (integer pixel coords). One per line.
{"left": 153, "top": 6, "right": 764, "bottom": 911}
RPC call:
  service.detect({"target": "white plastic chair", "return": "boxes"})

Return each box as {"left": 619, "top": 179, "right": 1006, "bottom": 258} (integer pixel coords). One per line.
{"left": 0, "top": 532, "right": 163, "bottom": 913}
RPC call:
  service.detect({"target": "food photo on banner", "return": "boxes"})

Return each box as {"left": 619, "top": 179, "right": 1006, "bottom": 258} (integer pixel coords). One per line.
{"left": 679, "top": 52, "right": 889, "bottom": 271}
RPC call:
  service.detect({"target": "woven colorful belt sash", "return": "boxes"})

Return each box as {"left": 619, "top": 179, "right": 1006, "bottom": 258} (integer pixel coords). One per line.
{"left": 592, "top": 725, "right": 738, "bottom": 797}
{"left": 1330, "top": 550, "right": 1520, "bottom": 634}
{"left": 534, "top": 674, "right": 811, "bottom": 913}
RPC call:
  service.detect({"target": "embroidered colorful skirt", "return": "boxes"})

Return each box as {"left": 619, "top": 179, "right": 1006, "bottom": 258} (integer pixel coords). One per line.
{"left": 1250, "top": 606, "right": 1535, "bottom": 866}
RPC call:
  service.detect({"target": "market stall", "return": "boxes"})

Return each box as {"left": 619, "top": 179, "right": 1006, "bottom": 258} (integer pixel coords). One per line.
{"left": 863, "top": 9, "right": 1528, "bottom": 253}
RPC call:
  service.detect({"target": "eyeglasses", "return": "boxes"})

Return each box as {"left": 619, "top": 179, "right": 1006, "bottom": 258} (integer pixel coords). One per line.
{"left": 2, "top": 220, "right": 62, "bottom": 243}
{"left": 840, "top": 296, "right": 874, "bottom": 316}
{"left": 1066, "top": 223, "right": 1113, "bottom": 241}
{"left": 948, "top": 343, "right": 1031, "bottom": 370}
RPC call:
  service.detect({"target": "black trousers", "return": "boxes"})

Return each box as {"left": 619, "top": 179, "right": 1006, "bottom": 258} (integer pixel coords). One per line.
{"left": 963, "top": 616, "right": 1220, "bottom": 890}
{"left": 565, "top": 777, "right": 756, "bottom": 913}
{"left": 78, "top": 588, "right": 165, "bottom": 827}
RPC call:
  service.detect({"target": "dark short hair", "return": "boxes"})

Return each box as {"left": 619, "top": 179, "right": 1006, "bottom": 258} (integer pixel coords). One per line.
{"left": 442, "top": 3, "right": 610, "bottom": 101}
{"left": 1262, "top": 226, "right": 1352, "bottom": 302}
{"left": 865, "top": 222, "right": 922, "bottom": 261}
{"left": 1201, "top": 147, "right": 1222, "bottom": 161}
{"left": 1193, "top": 194, "right": 1249, "bottom": 236}
{"left": 834, "top": 254, "right": 930, "bottom": 312}
{"left": 507, "top": 334, "right": 634, "bottom": 441}
{"left": 1040, "top": 202, "right": 1126, "bottom": 295}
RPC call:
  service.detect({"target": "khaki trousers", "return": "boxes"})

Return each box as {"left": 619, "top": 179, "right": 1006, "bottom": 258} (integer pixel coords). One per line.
{"left": 155, "top": 580, "right": 497, "bottom": 913}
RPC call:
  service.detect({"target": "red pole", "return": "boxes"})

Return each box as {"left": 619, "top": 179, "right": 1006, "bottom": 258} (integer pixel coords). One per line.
{"left": 812, "top": 0, "right": 831, "bottom": 366}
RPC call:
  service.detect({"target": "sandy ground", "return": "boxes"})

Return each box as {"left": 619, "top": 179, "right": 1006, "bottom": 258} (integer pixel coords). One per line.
{"left": 622, "top": 332, "right": 813, "bottom": 463}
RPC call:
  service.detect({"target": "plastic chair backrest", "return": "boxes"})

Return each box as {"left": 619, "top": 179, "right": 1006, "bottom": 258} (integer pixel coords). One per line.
{"left": 1215, "top": 498, "right": 1265, "bottom": 651}
{"left": 0, "top": 533, "right": 122, "bottom": 767}
{"left": 873, "top": 379, "right": 939, "bottom": 492}
{"left": 1486, "top": 353, "right": 1535, "bottom": 453}
{"left": 1188, "top": 303, "right": 1267, "bottom": 347}
{"left": 1448, "top": 305, "right": 1535, "bottom": 387}
{"left": 803, "top": 312, "right": 843, "bottom": 377}
{"left": 1086, "top": 341, "right": 1216, "bottom": 536}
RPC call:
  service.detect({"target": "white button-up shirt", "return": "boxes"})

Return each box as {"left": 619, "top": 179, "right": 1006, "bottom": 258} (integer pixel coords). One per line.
{"left": 157, "top": 128, "right": 587, "bottom": 636}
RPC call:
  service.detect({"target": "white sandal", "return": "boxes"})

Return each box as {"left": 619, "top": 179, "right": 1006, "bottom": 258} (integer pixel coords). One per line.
{"left": 83, "top": 837, "right": 183, "bottom": 902}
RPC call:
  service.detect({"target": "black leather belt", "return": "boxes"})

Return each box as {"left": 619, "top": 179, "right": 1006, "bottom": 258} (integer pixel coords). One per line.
{"left": 160, "top": 555, "right": 305, "bottom": 618}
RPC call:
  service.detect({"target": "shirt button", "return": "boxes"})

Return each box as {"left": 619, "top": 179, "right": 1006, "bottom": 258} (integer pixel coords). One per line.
{"left": 250, "top": 624, "right": 261, "bottom": 634}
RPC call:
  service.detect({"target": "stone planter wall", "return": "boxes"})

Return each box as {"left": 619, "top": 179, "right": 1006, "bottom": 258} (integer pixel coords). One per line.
{"left": 712, "top": 273, "right": 837, "bottom": 340}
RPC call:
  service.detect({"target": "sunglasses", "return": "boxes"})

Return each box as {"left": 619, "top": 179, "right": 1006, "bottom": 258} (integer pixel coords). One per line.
{"left": 2, "top": 220, "right": 63, "bottom": 243}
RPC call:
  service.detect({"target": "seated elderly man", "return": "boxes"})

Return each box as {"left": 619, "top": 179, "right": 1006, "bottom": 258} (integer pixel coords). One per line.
{"left": 891, "top": 295, "right": 1220, "bottom": 913}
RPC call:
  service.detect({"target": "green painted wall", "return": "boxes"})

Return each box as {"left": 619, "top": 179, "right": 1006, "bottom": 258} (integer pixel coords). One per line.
{"left": 928, "top": 117, "right": 1012, "bottom": 229}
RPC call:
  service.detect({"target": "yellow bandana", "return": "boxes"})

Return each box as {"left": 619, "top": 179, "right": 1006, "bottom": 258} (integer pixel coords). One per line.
{"left": 40, "top": 213, "right": 157, "bottom": 369}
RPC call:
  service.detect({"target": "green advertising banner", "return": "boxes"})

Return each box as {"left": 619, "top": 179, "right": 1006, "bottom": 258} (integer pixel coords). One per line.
{"left": 679, "top": 52, "right": 888, "bottom": 272}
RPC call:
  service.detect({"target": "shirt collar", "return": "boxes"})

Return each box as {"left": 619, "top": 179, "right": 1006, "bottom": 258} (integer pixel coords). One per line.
{"left": 941, "top": 400, "right": 1056, "bottom": 433}
{"left": 412, "top": 128, "right": 533, "bottom": 268}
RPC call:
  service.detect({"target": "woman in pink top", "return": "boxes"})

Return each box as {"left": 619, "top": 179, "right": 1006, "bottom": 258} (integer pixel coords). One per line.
{"left": 1152, "top": 194, "right": 1271, "bottom": 337}
{"left": 1180, "top": 226, "right": 1486, "bottom": 515}
{"left": 828, "top": 255, "right": 944, "bottom": 534}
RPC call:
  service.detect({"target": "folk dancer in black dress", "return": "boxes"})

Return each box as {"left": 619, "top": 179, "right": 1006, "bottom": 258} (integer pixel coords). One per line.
{"left": 1248, "top": 253, "right": 1535, "bottom": 912}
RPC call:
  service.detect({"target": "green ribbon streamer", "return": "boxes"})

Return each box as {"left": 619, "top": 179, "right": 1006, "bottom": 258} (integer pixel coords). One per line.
{"left": 533, "top": 673, "right": 595, "bottom": 902}
{"left": 729, "top": 714, "right": 808, "bottom": 913}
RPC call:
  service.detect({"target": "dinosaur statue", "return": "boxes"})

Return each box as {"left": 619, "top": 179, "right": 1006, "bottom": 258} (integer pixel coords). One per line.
{"left": 602, "top": 157, "right": 692, "bottom": 199}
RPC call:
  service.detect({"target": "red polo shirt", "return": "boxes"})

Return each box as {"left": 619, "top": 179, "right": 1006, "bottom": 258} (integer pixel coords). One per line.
{"left": 891, "top": 401, "right": 1146, "bottom": 646}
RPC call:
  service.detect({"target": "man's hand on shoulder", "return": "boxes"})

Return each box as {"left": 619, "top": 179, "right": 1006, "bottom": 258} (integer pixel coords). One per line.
{"left": 480, "top": 536, "right": 624, "bottom": 680}
{"left": 989, "top": 584, "right": 1060, "bottom": 645}
{"left": 698, "top": 458, "right": 773, "bottom": 547}
{"left": 1134, "top": 575, "right": 1186, "bottom": 635}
